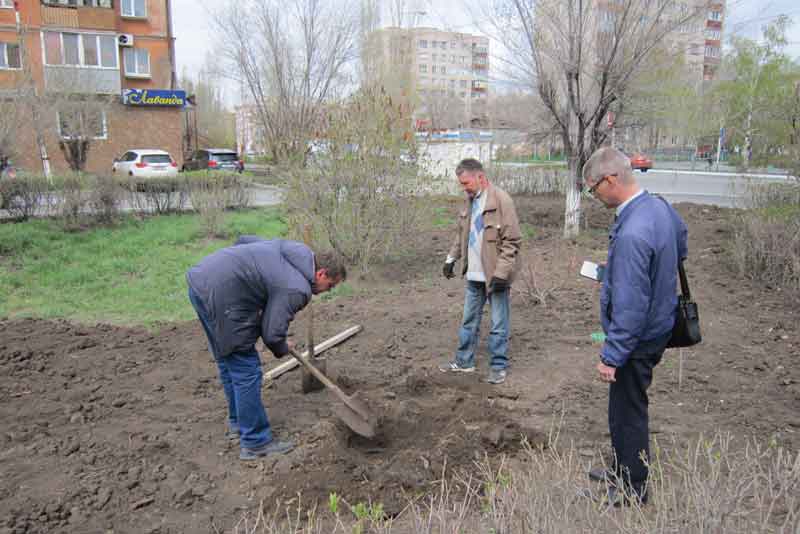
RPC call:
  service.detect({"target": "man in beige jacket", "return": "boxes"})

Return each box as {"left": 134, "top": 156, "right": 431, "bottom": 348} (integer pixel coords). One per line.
{"left": 441, "top": 158, "right": 522, "bottom": 384}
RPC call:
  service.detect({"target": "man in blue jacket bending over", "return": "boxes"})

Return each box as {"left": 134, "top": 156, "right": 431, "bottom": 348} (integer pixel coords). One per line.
{"left": 582, "top": 147, "right": 687, "bottom": 505}
{"left": 186, "top": 237, "right": 346, "bottom": 460}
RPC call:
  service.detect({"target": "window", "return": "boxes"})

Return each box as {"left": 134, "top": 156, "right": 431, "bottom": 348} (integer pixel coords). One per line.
{"left": 449, "top": 80, "right": 455, "bottom": 88}
{"left": 419, "top": 64, "right": 427, "bottom": 73}
{"left": 123, "top": 48, "right": 150, "bottom": 77}
{"left": 419, "top": 77, "right": 428, "bottom": 85}
{"left": 706, "top": 29, "right": 721, "bottom": 40}
{"left": 417, "top": 53, "right": 428, "bottom": 61}
{"left": 432, "top": 53, "right": 437, "bottom": 62}
{"left": 431, "top": 65, "right": 437, "bottom": 74}
{"left": 57, "top": 109, "right": 108, "bottom": 140}
{"left": 705, "top": 45, "right": 720, "bottom": 58}
{"left": 419, "top": 39, "right": 428, "bottom": 48}
{"left": 440, "top": 41, "right": 447, "bottom": 49}
{"left": 0, "top": 0, "right": 13, "bottom": 7}
{"left": 450, "top": 55, "right": 455, "bottom": 62}
{"left": 0, "top": 42, "right": 21, "bottom": 69}
{"left": 708, "top": 10, "right": 721, "bottom": 21}
{"left": 41, "top": 0, "right": 113, "bottom": 5}
{"left": 440, "top": 66, "right": 445, "bottom": 75}
{"left": 63, "top": 33, "right": 80, "bottom": 65}
{"left": 43, "top": 32, "right": 117, "bottom": 68}
{"left": 450, "top": 41, "right": 456, "bottom": 49}
{"left": 122, "top": 0, "right": 146, "bottom": 18}
{"left": 460, "top": 79, "right": 467, "bottom": 88}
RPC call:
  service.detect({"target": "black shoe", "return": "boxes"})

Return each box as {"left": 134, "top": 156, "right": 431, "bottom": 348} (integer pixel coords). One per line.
{"left": 239, "top": 439, "right": 294, "bottom": 461}
{"left": 578, "top": 485, "right": 646, "bottom": 508}
{"left": 607, "top": 486, "right": 647, "bottom": 507}
{"left": 588, "top": 466, "right": 615, "bottom": 483}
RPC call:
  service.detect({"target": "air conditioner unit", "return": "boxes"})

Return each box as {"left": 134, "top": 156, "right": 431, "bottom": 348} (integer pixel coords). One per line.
{"left": 118, "top": 34, "right": 135, "bottom": 47}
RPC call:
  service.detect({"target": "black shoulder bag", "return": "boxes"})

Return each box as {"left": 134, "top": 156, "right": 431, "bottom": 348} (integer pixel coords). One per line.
{"left": 667, "top": 259, "right": 702, "bottom": 348}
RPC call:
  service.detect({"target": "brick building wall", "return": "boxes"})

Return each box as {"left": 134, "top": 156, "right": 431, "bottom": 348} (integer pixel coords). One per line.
{"left": 13, "top": 102, "right": 183, "bottom": 176}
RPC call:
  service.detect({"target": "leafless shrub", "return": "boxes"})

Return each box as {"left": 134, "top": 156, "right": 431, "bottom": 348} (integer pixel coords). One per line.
{"left": 188, "top": 174, "right": 229, "bottom": 238}
{"left": 516, "top": 242, "right": 581, "bottom": 307}
{"left": 491, "top": 165, "right": 568, "bottom": 196}
{"left": 283, "top": 87, "right": 430, "bottom": 271}
{"left": 0, "top": 173, "right": 52, "bottom": 220}
{"left": 731, "top": 180, "right": 800, "bottom": 294}
{"left": 123, "top": 177, "right": 189, "bottom": 215}
{"left": 88, "top": 177, "right": 124, "bottom": 224}
{"left": 52, "top": 173, "right": 92, "bottom": 230}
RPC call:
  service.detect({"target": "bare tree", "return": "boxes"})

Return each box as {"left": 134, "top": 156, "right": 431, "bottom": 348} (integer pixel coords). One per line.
{"left": 474, "top": 0, "right": 710, "bottom": 237}
{"left": 213, "top": 0, "right": 359, "bottom": 164}
{"left": 419, "top": 89, "right": 466, "bottom": 130}
{"left": 52, "top": 95, "right": 114, "bottom": 172}
{"left": 180, "top": 60, "right": 236, "bottom": 150}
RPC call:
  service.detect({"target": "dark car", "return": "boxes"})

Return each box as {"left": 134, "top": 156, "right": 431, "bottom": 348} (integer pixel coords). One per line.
{"left": 183, "top": 149, "right": 244, "bottom": 173}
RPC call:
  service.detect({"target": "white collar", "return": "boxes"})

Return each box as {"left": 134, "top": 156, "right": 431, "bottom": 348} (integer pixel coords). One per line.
{"left": 616, "top": 189, "right": 644, "bottom": 217}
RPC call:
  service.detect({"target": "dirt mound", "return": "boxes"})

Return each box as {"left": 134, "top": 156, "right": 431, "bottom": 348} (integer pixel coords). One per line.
{"left": 2, "top": 195, "right": 799, "bottom": 533}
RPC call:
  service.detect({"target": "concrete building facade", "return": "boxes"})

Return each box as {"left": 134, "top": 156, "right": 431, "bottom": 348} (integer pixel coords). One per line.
{"left": 366, "top": 27, "right": 490, "bottom": 129}
{"left": 0, "top": 0, "right": 184, "bottom": 175}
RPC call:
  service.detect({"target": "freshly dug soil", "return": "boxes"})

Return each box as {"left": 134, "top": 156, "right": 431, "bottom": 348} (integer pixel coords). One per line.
{"left": 1, "top": 195, "right": 798, "bottom": 533}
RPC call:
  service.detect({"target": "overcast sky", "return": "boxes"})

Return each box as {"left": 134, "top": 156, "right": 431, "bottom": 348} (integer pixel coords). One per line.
{"left": 172, "top": 0, "right": 800, "bottom": 99}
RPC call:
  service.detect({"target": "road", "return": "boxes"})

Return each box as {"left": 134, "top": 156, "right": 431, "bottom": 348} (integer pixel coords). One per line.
{"left": 635, "top": 169, "right": 794, "bottom": 208}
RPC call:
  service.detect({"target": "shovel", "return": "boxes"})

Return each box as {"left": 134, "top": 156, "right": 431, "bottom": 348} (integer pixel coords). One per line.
{"left": 289, "top": 348, "right": 378, "bottom": 439}
{"left": 301, "top": 303, "right": 326, "bottom": 393}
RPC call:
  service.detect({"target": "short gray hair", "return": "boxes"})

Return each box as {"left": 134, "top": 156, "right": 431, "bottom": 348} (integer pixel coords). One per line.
{"left": 582, "top": 147, "right": 634, "bottom": 185}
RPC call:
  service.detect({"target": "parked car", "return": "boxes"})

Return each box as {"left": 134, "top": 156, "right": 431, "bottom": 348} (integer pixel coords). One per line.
{"left": 112, "top": 149, "right": 178, "bottom": 178}
{"left": 629, "top": 153, "right": 653, "bottom": 172}
{"left": 182, "top": 149, "right": 244, "bottom": 173}
{"left": 0, "top": 156, "right": 17, "bottom": 179}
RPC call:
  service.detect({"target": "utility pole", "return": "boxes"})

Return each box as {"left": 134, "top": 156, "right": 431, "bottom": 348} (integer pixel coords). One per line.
{"left": 716, "top": 124, "right": 724, "bottom": 170}
{"left": 15, "top": 1, "right": 52, "bottom": 179}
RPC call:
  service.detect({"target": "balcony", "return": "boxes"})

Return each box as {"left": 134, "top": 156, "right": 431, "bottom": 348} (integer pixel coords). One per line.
{"left": 41, "top": 2, "right": 117, "bottom": 31}
{"left": 44, "top": 65, "right": 121, "bottom": 95}
{"left": 41, "top": 4, "right": 79, "bottom": 27}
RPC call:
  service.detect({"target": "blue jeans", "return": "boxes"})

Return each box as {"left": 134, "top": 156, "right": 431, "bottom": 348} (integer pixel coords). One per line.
{"left": 455, "top": 281, "right": 510, "bottom": 370}
{"left": 188, "top": 287, "right": 272, "bottom": 449}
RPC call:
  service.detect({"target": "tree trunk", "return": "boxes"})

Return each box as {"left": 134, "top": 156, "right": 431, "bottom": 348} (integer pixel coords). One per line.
{"left": 563, "top": 157, "right": 582, "bottom": 238}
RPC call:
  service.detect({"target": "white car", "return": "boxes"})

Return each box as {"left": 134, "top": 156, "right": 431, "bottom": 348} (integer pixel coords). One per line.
{"left": 112, "top": 149, "right": 179, "bottom": 178}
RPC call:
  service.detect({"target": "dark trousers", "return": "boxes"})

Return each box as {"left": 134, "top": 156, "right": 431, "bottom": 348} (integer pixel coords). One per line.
{"left": 608, "top": 348, "right": 664, "bottom": 501}
{"left": 188, "top": 287, "right": 272, "bottom": 449}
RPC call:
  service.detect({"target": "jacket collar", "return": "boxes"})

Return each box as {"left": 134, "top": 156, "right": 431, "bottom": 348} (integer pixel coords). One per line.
{"left": 611, "top": 190, "right": 650, "bottom": 235}
{"left": 484, "top": 184, "right": 498, "bottom": 211}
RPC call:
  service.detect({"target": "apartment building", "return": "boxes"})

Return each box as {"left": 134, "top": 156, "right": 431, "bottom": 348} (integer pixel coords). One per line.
{"left": 365, "top": 27, "right": 490, "bottom": 129}
{"left": 0, "top": 0, "right": 183, "bottom": 175}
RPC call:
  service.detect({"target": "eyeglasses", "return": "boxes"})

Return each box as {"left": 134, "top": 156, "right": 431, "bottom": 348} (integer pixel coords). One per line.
{"left": 580, "top": 174, "right": 616, "bottom": 196}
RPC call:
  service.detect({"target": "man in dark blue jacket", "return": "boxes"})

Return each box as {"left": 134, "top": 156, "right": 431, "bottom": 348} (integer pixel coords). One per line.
{"left": 581, "top": 147, "right": 688, "bottom": 505}
{"left": 186, "top": 237, "right": 346, "bottom": 460}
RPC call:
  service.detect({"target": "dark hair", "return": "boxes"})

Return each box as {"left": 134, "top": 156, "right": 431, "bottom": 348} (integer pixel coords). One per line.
{"left": 455, "top": 158, "right": 484, "bottom": 175}
{"left": 315, "top": 251, "right": 347, "bottom": 281}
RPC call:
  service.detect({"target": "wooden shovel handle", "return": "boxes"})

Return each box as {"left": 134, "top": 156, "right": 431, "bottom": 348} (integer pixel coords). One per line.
{"left": 289, "top": 348, "right": 348, "bottom": 401}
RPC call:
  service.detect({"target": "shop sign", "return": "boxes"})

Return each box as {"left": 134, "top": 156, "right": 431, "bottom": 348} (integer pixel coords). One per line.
{"left": 123, "top": 89, "right": 187, "bottom": 107}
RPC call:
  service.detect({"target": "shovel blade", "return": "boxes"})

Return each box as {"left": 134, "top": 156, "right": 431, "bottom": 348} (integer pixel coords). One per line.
{"left": 301, "top": 357, "right": 326, "bottom": 394}
{"left": 333, "top": 392, "right": 378, "bottom": 439}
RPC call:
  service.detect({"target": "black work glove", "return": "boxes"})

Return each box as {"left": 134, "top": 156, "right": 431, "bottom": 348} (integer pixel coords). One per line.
{"left": 489, "top": 277, "right": 509, "bottom": 292}
{"left": 442, "top": 261, "right": 455, "bottom": 279}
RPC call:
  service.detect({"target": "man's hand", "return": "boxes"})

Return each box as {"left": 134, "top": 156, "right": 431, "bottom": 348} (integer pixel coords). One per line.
{"left": 489, "top": 277, "right": 508, "bottom": 292}
{"left": 274, "top": 339, "right": 295, "bottom": 359}
{"left": 442, "top": 261, "right": 455, "bottom": 279}
{"left": 596, "top": 361, "right": 616, "bottom": 383}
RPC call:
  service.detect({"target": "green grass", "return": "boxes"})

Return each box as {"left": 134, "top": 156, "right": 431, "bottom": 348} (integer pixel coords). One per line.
{"left": 432, "top": 206, "right": 455, "bottom": 228}
{"left": 521, "top": 223, "right": 537, "bottom": 240}
{"left": 0, "top": 208, "right": 287, "bottom": 328}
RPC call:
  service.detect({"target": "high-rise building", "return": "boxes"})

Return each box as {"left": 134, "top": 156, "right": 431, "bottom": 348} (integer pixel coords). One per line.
{"left": 365, "top": 27, "right": 490, "bottom": 129}
{"left": 0, "top": 0, "right": 185, "bottom": 175}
